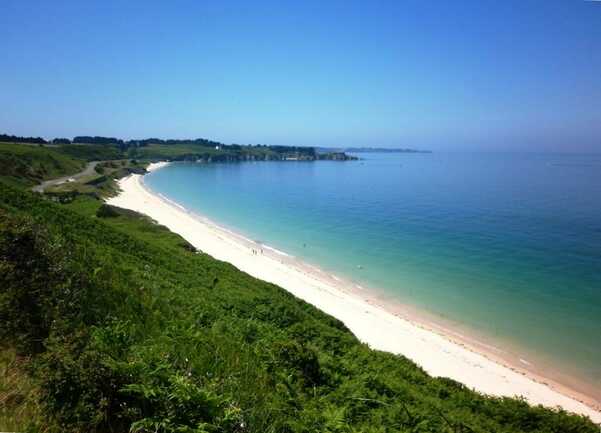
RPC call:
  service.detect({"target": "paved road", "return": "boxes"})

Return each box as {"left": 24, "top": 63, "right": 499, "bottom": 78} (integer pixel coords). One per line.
{"left": 32, "top": 161, "right": 99, "bottom": 193}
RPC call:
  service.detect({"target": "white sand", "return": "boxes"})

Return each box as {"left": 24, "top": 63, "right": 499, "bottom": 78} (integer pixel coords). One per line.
{"left": 107, "top": 162, "right": 601, "bottom": 423}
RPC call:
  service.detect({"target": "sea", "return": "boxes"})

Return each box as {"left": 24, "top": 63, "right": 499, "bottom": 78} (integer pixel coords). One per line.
{"left": 144, "top": 152, "right": 601, "bottom": 400}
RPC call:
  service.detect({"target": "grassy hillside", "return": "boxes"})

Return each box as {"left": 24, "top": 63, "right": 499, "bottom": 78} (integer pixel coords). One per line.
{"left": 44, "top": 160, "right": 147, "bottom": 198}
{"left": 0, "top": 142, "right": 148, "bottom": 199}
{"left": 57, "top": 143, "right": 125, "bottom": 161}
{"left": 0, "top": 142, "right": 85, "bottom": 188}
{"left": 0, "top": 181, "right": 597, "bottom": 432}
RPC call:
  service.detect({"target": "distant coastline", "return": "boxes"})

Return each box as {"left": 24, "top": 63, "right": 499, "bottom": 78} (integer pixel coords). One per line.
{"left": 318, "top": 146, "right": 431, "bottom": 154}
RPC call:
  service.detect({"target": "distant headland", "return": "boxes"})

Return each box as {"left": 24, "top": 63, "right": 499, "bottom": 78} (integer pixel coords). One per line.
{"left": 317, "top": 146, "right": 431, "bottom": 154}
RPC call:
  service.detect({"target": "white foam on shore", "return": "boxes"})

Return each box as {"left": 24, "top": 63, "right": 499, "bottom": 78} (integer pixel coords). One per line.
{"left": 107, "top": 170, "right": 601, "bottom": 423}
{"left": 261, "top": 244, "right": 293, "bottom": 258}
{"left": 157, "top": 193, "right": 187, "bottom": 212}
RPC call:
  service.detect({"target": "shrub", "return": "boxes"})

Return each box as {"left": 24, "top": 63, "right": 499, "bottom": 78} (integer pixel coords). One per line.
{"left": 96, "top": 204, "right": 120, "bottom": 218}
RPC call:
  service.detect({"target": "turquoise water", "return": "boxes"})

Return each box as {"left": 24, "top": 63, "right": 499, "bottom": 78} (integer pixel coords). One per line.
{"left": 145, "top": 153, "right": 601, "bottom": 397}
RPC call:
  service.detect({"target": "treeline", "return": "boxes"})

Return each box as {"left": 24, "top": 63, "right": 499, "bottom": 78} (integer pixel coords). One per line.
{"left": 130, "top": 137, "right": 223, "bottom": 147}
{"left": 73, "top": 136, "right": 124, "bottom": 145}
{"left": 1, "top": 133, "right": 300, "bottom": 152}
{"left": 0, "top": 134, "right": 124, "bottom": 146}
{"left": 0, "top": 134, "right": 46, "bottom": 144}
{"left": 1, "top": 133, "right": 255, "bottom": 149}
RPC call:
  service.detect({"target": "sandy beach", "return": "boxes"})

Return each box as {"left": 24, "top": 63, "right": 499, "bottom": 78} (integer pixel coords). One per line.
{"left": 107, "top": 162, "right": 601, "bottom": 423}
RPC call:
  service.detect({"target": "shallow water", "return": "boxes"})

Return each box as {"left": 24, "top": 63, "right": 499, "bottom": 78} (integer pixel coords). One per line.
{"left": 145, "top": 152, "right": 601, "bottom": 397}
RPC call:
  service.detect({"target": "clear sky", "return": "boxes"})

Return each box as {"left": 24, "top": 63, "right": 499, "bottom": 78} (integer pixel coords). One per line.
{"left": 1, "top": 0, "right": 600, "bottom": 152}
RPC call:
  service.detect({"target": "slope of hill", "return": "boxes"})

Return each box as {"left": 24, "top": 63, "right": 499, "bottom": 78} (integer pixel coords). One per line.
{"left": 0, "top": 142, "right": 84, "bottom": 188}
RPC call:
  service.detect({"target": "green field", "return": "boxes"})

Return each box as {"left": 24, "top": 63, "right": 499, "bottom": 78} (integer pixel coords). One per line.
{"left": 0, "top": 144, "right": 598, "bottom": 433}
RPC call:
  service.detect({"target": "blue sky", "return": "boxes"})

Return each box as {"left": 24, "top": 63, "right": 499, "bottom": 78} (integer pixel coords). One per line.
{"left": 1, "top": 0, "right": 600, "bottom": 151}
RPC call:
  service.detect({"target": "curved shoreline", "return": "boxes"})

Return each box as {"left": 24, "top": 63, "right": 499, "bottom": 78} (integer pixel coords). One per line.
{"left": 107, "top": 162, "right": 601, "bottom": 423}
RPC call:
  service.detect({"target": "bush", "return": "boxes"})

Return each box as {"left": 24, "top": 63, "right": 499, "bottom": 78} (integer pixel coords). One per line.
{"left": 96, "top": 204, "right": 120, "bottom": 218}
{"left": 0, "top": 215, "right": 68, "bottom": 354}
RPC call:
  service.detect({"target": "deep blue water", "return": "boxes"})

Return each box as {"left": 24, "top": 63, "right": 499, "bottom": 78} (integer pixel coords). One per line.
{"left": 145, "top": 152, "right": 601, "bottom": 396}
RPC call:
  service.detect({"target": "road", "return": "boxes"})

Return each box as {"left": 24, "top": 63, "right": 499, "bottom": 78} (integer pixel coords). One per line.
{"left": 32, "top": 161, "right": 99, "bottom": 193}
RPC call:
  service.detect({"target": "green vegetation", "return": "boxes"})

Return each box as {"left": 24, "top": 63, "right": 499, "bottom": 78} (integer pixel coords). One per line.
{"left": 0, "top": 348, "right": 40, "bottom": 431}
{"left": 0, "top": 146, "right": 597, "bottom": 432}
{"left": 129, "top": 143, "right": 285, "bottom": 162}
{"left": 58, "top": 144, "right": 125, "bottom": 161}
{"left": 44, "top": 160, "right": 146, "bottom": 199}
{"left": 0, "top": 142, "right": 84, "bottom": 188}
{"left": 0, "top": 133, "right": 46, "bottom": 144}
{"left": 0, "top": 140, "right": 147, "bottom": 198}
{"left": 1, "top": 134, "right": 357, "bottom": 163}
